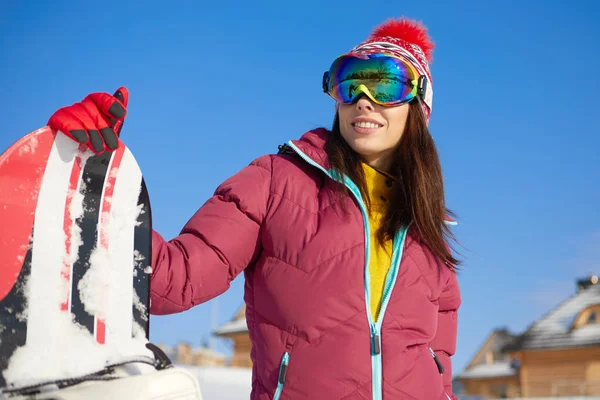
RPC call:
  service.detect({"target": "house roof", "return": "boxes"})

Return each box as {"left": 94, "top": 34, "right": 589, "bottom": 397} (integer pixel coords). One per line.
{"left": 214, "top": 304, "right": 249, "bottom": 336}
{"left": 213, "top": 316, "right": 248, "bottom": 336}
{"left": 491, "top": 330, "right": 519, "bottom": 350}
{"left": 506, "top": 282, "right": 600, "bottom": 351}
{"left": 456, "top": 361, "right": 518, "bottom": 380}
{"left": 456, "top": 328, "right": 519, "bottom": 380}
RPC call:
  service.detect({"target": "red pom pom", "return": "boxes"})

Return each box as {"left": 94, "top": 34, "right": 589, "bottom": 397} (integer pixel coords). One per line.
{"left": 369, "top": 17, "right": 435, "bottom": 62}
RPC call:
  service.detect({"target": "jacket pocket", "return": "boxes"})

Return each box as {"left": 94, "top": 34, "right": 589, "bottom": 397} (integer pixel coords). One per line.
{"left": 430, "top": 348, "right": 453, "bottom": 400}
{"left": 429, "top": 347, "right": 444, "bottom": 374}
{"left": 273, "top": 352, "right": 290, "bottom": 400}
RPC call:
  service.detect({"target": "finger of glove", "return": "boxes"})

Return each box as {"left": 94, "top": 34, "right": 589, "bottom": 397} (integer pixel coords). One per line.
{"left": 108, "top": 88, "right": 129, "bottom": 131}
{"left": 100, "top": 127, "right": 119, "bottom": 151}
{"left": 113, "top": 87, "right": 129, "bottom": 108}
{"left": 78, "top": 100, "right": 119, "bottom": 151}
{"left": 63, "top": 105, "right": 108, "bottom": 154}
{"left": 48, "top": 107, "right": 89, "bottom": 144}
{"left": 85, "top": 92, "right": 127, "bottom": 122}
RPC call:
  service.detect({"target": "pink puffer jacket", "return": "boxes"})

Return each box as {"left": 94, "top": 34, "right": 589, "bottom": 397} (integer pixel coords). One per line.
{"left": 149, "top": 128, "right": 461, "bottom": 400}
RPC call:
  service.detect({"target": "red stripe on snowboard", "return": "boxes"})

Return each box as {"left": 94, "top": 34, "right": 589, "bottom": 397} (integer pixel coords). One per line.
{"left": 60, "top": 155, "right": 84, "bottom": 311}
{"left": 0, "top": 127, "right": 56, "bottom": 301}
{"left": 94, "top": 143, "right": 125, "bottom": 345}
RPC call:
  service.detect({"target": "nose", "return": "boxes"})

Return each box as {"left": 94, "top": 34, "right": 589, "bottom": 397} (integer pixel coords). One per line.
{"left": 356, "top": 96, "right": 375, "bottom": 112}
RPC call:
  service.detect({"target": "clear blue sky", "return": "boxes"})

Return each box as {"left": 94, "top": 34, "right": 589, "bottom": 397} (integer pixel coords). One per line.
{"left": 1, "top": 0, "right": 599, "bottom": 374}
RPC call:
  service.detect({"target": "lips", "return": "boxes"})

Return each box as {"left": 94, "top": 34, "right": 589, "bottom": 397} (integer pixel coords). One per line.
{"left": 351, "top": 117, "right": 384, "bottom": 134}
{"left": 351, "top": 116, "right": 384, "bottom": 127}
{"left": 353, "top": 121, "right": 382, "bottom": 129}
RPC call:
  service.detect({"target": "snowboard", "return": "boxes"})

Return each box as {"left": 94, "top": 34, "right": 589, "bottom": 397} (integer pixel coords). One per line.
{"left": 0, "top": 126, "right": 154, "bottom": 395}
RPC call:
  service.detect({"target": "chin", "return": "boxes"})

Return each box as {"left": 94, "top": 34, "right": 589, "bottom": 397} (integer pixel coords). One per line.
{"left": 347, "top": 140, "right": 385, "bottom": 157}
{"left": 351, "top": 146, "right": 385, "bottom": 160}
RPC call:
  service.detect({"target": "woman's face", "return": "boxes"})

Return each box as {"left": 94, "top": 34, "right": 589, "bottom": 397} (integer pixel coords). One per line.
{"left": 338, "top": 96, "right": 409, "bottom": 172}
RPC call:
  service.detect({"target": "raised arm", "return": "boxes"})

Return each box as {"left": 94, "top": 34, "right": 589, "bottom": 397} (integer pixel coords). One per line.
{"left": 149, "top": 155, "right": 272, "bottom": 315}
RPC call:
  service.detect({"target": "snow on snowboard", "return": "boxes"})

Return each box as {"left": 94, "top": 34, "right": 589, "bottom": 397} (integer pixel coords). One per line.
{"left": 0, "top": 127, "right": 201, "bottom": 399}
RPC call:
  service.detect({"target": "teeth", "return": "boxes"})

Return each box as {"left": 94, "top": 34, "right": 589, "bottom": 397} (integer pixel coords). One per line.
{"left": 354, "top": 121, "right": 381, "bottom": 129}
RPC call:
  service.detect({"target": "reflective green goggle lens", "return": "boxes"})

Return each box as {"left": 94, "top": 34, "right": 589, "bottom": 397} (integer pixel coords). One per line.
{"left": 325, "top": 54, "right": 419, "bottom": 105}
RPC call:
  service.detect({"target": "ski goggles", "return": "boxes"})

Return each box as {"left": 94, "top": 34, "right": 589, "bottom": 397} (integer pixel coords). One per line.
{"left": 322, "top": 53, "right": 428, "bottom": 106}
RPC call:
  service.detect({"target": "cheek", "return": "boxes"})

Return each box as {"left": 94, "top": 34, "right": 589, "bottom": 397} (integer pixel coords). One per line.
{"left": 339, "top": 124, "right": 353, "bottom": 146}
{"left": 383, "top": 109, "right": 409, "bottom": 142}
{"left": 338, "top": 106, "right": 351, "bottom": 124}
{"left": 386, "top": 121, "right": 406, "bottom": 143}
{"left": 337, "top": 108, "right": 352, "bottom": 136}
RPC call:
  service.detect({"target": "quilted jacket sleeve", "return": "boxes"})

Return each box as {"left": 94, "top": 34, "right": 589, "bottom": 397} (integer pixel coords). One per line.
{"left": 149, "top": 155, "right": 272, "bottom": 315}
{"left": 430, "top": 270, "right": 461, "bottom": 400}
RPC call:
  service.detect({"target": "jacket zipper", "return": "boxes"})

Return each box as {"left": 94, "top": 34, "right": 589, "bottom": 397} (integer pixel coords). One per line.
{"left": 429, "top": 347, "right": 445, "bottom": 374}
{"left": 273, "top": 352, "right": 290, "bottom": 400}
{"left": 370, "top": 226, "right": 408, "bottom": 400}
{"left": 286, "top": 142, "right": 409, "bottom": 400}
{"left": 429, "top": 349, "right": 452, "bottom": 399}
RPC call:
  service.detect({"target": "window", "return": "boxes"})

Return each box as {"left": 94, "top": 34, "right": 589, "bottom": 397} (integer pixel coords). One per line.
{"left": 573, "top": 304, "right": 600, "bottom": 329}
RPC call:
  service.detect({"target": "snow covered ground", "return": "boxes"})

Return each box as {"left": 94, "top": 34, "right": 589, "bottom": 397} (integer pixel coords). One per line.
{"left": 179, "top": 365, "right": 252, "bottom": 400}
{"left": 178, "top": 365, "right": 600, "bottom": 400}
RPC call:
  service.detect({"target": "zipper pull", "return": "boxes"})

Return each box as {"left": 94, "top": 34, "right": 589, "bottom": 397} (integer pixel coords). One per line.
{"left": 372, "top": 326, "right": 381, "bottom": 355}
{"left": 279, "top": 362, "right": 288, "bottom": 384}
{"left": 278, "top": 353, "right": 289, "bottom": 384}
{"left": 429, "top": 348, "right": 444, "bottom": 374}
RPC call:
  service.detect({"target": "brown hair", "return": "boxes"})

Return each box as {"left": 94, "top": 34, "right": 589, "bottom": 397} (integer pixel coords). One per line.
{"left": 324, "top": 100, "right": 460, "bottom": 271}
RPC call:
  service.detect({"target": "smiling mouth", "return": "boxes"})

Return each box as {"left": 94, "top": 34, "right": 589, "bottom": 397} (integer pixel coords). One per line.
{"left": 352, "top": 121, "right": 383, "bottom": 129}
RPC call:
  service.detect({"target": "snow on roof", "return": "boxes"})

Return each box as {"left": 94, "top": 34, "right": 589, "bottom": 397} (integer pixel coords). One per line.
{"left": 213, "top": 317, "right": 248, "bottom": 335}
{"left": 571, "top": 323, "right": 600, "bottom": 339}
{"left": 509, "top": 284, "right": 600, "bottom": 351}
{"left": 456, "top": 361, "right": 517, "bottom": 379}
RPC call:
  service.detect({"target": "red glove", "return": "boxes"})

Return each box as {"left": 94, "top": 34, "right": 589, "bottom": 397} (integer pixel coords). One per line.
{"left": 48, "top": 87, "right": 129, "bottom": 154}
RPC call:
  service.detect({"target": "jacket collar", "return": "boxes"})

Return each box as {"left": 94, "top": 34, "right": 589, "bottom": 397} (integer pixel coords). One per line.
{"left": 285, "top": 128, "right": 458, "bottom": 227}
{"left": 288, "top": 128, "right": 332, "bottom": 171}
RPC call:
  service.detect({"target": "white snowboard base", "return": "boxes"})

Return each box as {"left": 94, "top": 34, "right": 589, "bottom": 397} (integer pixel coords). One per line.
{"left": 1, "top": 364, "right": 203, "bottom": 400}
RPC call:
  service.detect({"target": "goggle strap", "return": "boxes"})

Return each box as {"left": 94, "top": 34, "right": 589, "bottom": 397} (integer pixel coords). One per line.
{"left": 417, "top": 75, "right": 428, "bottom": 99}
{"left": 417, "top": 75, "right": 433, "bottom": 110}
{"left": 322, "top": 71, "right": 330, "bottom": 93}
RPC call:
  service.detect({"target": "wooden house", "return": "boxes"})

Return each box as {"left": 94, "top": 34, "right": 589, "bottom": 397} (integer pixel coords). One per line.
{"left": 213, "top": 304, "right": 252, "bottom": 368}
{"left": 457, "top": 275, "right": 600, "bottom": 398}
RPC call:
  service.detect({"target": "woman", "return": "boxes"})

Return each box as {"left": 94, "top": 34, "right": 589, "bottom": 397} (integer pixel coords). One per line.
{"left": 47, "top": 16, "right": 461, "bottom": 400}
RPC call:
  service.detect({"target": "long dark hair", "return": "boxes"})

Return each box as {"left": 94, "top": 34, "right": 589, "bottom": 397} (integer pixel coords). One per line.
{"left": 324, "top": 100, "right": 460, "bottom": 271}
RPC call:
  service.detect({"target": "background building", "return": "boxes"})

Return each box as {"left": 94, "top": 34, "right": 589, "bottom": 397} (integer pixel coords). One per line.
{"left": 457, "top": 275, "right": 600, "bottom": 398}
{"left": 454, "top": 328, "right": 520, "bottom": 397}
{"left": 213, "top": 304, "right": 252, "bottom": 368}
{"left": 158, "top": 341, "right": 227, "bottom": 367}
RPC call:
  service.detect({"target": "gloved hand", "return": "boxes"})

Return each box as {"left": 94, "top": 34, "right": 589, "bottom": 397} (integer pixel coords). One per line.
{"left": 47, "top": 87, "right": 129, "bottom": 154}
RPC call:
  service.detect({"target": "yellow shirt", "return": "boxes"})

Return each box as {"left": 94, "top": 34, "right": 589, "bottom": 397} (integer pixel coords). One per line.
{"left": 361, "top": 163, "right": 395, "bottom": 321}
